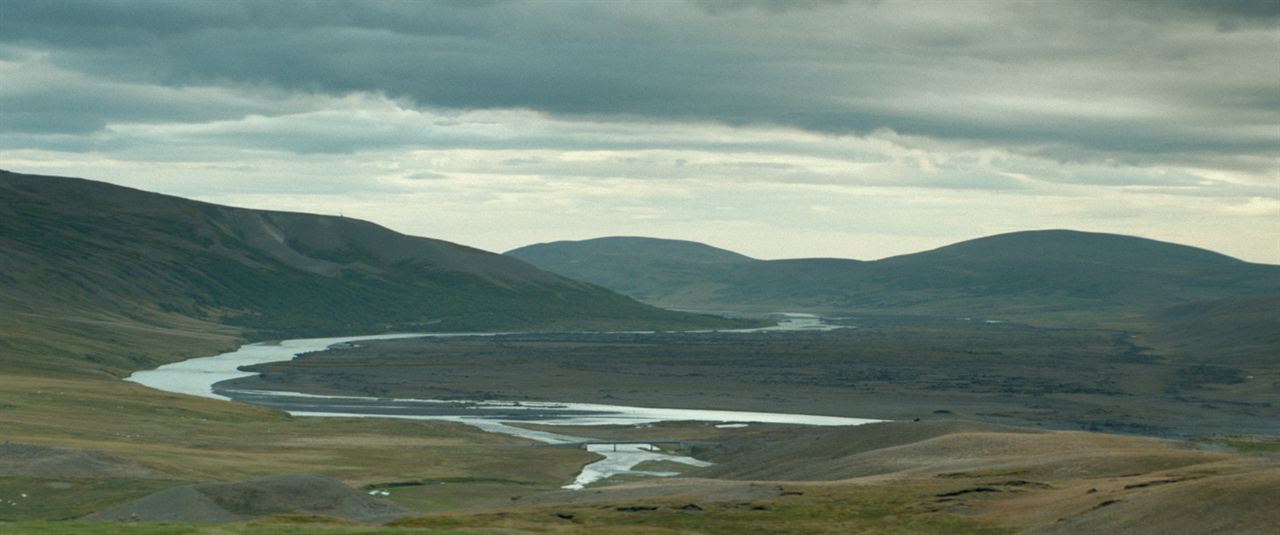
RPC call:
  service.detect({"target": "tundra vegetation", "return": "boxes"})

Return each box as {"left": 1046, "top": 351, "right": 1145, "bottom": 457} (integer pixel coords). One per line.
{"left": 1, "top": 172, "right": 1276, "bottom": 533}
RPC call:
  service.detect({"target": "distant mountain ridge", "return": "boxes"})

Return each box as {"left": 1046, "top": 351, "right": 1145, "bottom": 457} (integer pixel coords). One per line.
{"left": 520, "top": 236, "right": 758, "bottom": 265}
{"left": 507, "top": 231, "right": 1280, "bottom": 322}
{"left": 0, "top": 170, "right": 746, "bottom": 375}
{"left": 506, "top": 237, "right": 763, "bottom": 302}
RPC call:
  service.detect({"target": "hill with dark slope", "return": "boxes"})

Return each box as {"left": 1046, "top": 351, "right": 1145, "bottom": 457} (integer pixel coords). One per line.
{"left": 507, "top": 231, "right": 1280, "bottom": 321}
{"left": 507, "top": 237, "right": 759, "bottom": 303}
{"left": 0, "top": 170, "right": 747, "bottom": 375}
{"left": 512, "top": 236, "right": 757, "bottom": 267}
{"left": 508, "top": 237, "right": 869, "bottom": 308}
{"left": 1148, "top": 294, "right": 1280, "bottom": 365}
{"left": 864, "top": 230, "right": 1268, "bottom": 300}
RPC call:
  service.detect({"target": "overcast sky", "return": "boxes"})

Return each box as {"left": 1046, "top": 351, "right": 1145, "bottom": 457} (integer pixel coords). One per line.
{"left": 2, "top": 0, "right": 1277, "bottom": 262}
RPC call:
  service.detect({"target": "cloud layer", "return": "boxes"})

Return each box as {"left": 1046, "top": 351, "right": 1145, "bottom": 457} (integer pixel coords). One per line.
{"left": 1, "top": 1, "right": 1277, "bottom": 262}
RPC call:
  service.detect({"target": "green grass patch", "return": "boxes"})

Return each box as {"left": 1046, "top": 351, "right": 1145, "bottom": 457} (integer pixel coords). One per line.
{"left": 0, "top": 478, "right": 181, "bottom": 522}
{"left": 367, "top": 478, "right": 554, "bottom": 514}
{"left": 1195, "top": 437, "right": 1280, "bottom": 453}
{"left": 390, "top": 483, "right": 1014, "bottom": 534}
{"left": 0, "top": 523, "right": 486, "bottom": 535}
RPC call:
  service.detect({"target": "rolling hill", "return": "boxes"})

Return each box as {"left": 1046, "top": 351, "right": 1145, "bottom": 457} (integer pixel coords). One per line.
{"left": 1149, "top": 293, "right": 1280, "bottom": 364}
{"left": 0, "top": 170, "right": 747, "bottom": 376}
{"left": 507, "top": 232, "right": 1280, "bottom": 323}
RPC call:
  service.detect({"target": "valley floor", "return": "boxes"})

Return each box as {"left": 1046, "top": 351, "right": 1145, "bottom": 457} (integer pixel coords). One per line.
{"left": 2, "top": 316, "right": 1276, "bottom": 533}
{"left": 229, "top": 317, "right": 1280, "bottom": 438}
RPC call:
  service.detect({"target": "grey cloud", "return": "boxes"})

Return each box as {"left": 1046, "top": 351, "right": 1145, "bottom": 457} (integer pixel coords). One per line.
{"left": 501, "top": 157, "right": 545, "bottom": 166}
{"left": 0, "top": 0, "right": 1276, "bottom": 169}
{"left": 1014, "top": 164, "right": 1209, "bottom": 188}
{"left": 906, "top": 170, "right": 1026, "bottom": 192}
{"left": 692, "top": 0, "right": 850, "bottom": 15}
{"left": 405, "top": 171, "right": 447, "bottom": 180}
{"left": 1134, "top": 0, "right": 1280, "bottom": 26}
{"left": 0, "top": 51, "right": 313, "bottom": 135}
{"left": 0, "top": 81, "right": 278, "bottom": 135}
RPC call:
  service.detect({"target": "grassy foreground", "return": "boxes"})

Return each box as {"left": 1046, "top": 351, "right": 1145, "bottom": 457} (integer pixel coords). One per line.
{"left": 0, "top": 525, "right": 476, "bottom": 534}
{"left": 3, "top": 480, "right": 1012, "bottom": 534}
{"left": 1, "top": 301, "right": 1274, "bottom": 533}
{"left": 0, "top": 368, "right": 595, "bottom": 522}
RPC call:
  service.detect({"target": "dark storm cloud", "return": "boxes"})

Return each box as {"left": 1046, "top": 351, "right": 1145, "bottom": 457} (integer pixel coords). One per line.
{"left": 0, "top": 63, "right": 291, "bottom": 135}
{"left": 1137, "top": 0, "right": 1280, "bottom": 24}
{"left": 0, "top": 0, "right": 1276, "bottom": 165}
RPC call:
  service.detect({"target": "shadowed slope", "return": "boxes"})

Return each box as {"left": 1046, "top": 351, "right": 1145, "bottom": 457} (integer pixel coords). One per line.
{"left": 507, "top": 236, "right": 759, "bottom": 303}
{"left": 1149, "top": 294, "right": 1280, "bottom": 364}
{"left": 508, "top": 231, "right": 1280, "bottom": 321}
{"left": 0, "top": 170, "right": 748, "bottom": 375}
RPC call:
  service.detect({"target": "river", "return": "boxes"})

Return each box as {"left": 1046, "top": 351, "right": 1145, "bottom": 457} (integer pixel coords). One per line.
{"left": 126, "top": 314, "right": 879, "bottom": 489}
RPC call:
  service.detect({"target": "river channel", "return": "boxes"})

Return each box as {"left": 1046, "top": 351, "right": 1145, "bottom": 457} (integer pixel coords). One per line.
{"left": 126, "top": 314, "right": 880, "bottom": 489}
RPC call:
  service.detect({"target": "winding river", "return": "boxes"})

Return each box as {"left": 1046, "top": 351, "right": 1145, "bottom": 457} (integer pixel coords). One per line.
{"left": 126, "top": 314, "right": 879, "bottom": 489}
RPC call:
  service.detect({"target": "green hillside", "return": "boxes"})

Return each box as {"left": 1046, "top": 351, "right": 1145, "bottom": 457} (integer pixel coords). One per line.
{"left": 0, "top": 170, "right": 749, "bottom": 376}
{"left": 1148, "top": 294, "right": 1280, "bottom": 365}
{"left": 508, "top": 237, "right": 761, "bottom": 303}
{"left": 507, "top": 231, "right": 1280, "bottom": 324}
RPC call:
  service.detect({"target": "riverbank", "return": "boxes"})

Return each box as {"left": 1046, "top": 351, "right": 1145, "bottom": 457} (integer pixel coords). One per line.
{"left": 124, "top": 316, "right": 880, "bottom": 489}
{"left": 223, "top": 316, "right": 1280, "bottom": 438}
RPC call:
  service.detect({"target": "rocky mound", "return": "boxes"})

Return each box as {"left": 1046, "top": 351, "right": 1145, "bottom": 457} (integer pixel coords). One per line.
{"left": 0, "top": 442, "right": 172, "bottom": 480}
{"left": 88, "top": 474, "right": 405, "bottom": 524}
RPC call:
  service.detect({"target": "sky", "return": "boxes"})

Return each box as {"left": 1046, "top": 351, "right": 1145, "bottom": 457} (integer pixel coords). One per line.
{"left": 2, "top": 0, "right": 1278, "bottom": 263}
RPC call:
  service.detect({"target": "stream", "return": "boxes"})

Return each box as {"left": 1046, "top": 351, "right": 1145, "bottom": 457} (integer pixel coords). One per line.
{"left": 126, "top": 314, "right": 879, "bottom": 489}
